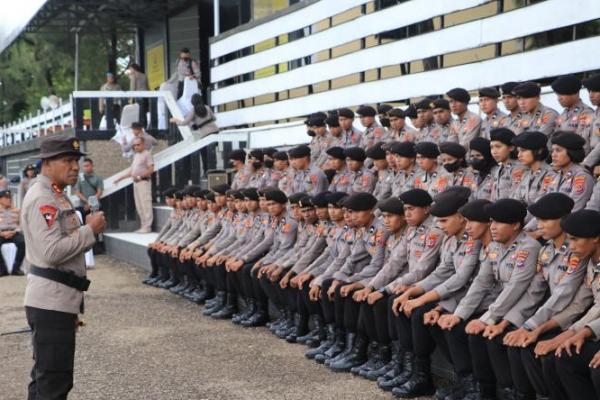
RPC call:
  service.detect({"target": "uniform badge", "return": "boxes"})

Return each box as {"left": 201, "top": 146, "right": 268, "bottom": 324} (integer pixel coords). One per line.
{"left": 573, "top": 176, "right": 585, "bottom": 194}
{"left": 566, "top": 255, "right": 580, "bottom": 274}
{"left": 488, "top": 250, "right": 498, "bottom": 261}
{"left": 282, "top": 223, "right": 291, "bottom": 233}
{"left": 515, "top": 250, "right": 529, "bottom": 268}
{"left": 464, "top": 238, "right": 474, "bottom": 254}
{"left": 426, "top": 232, "right": 439, "bottom": 248}
{"left": 39, "top": 204, "right": 58, "bottom": 228}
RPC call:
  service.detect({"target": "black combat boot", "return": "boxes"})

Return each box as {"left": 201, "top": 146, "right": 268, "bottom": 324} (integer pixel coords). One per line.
{"left": 358, "top": 343, "right": 390, "bottom": 378}
{"left": 202, "top": 291, "right": 225, "bottom": 316}
{"left": 391, "top": 358, "right": 435, "bottom": 398}
{"left": 306, "top": 323, "right": 335, "bottom": 359}
{"left": 351, "top": 341, "right": 378, "bottom": 375}
{"left": 315, "top": 328, "right": 345, "bottom": 364}
{"left": 232, "top": 299, "right": 256, "bottom": 324}
{"left": 211, "top": 293, "right": 237, "bottom": 319}
{"left": 329, "top": 334, "right": 368, "bottom": 372}
{"left": 378, "top": 351, "right": 414, "bottom": 391}
{"left": 365, "top": 341, "right": 399, "bottom": 381}
{"left": 297, "top": 314, "right": 325, "bottom": 346}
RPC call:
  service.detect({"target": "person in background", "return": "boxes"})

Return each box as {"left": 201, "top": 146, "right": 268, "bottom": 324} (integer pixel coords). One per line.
{"left": 98, "top": 72, "right": 122, "bottom": 116}
{"left": 121, "top": 122, "right": 158, "bottom": 153}
{"left": 170, "top": 94, "right": 218, "bottom": 139}
{"left": 127, "top": 63, "right": 149, "bottom": 127}
{"left": 73, "top": 158, "right": 104, "bottom": 222}
{"left": 169, "top": 47, "right": 201, "bottom": 99}
{"left": 0, "top": 189, "right": 25, "bottom": 276}
{"left": 19, "top": 164, "right": 37, "bottom": 205}
{"left": 114, "top": 137, "right": 155, "bottom": 233}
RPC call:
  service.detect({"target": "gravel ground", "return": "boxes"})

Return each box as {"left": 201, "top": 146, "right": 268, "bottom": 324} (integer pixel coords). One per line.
{"left": 0, "top": 256, "right": 434, "bottom": 400}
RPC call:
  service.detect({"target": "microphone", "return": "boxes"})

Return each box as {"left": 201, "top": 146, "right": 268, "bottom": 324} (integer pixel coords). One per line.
{"left": 88, "top": 196, "right": 100, "bottom": 212}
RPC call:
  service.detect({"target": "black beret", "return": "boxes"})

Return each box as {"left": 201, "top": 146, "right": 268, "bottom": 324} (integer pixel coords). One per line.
{"left": 551, "top": 75, "right": 581, "bottom": 95}
{"left": 582, "top": 74, "right": 600, "bottom": 92}
{"left": 459, "top": 199, "right": 491, "bottom": 222}
{"left": 469, "top": 137, "right": 492, "bottom": 159}
{"left": 0, "top": 189, "right": 12, "bottom": 198}
{"left": 288, "top": 192, "right": 308, "bottom": 205}
{"left": 366, "top": 142, "right": 386, "bottom": 160}
{"left": 512, "top": 82, "right": 541, "bottom": 98}
{"left": 310, "top": 111, "right": 328, "bottom": 119}
{"left": 326, "top": 115, "right": 340, "bottom": 127}
{"left": 415, "top": 141, "right": 440, "bottom": 159}
{"left": 229, "top": 149, "right": 246, "bottom": 161}
{"left": 551, "top": 131, "right": 586, "bottom": 150}
{"left": 404, "top": 105, "right": 418, "bottom": 118}
{"left": 233, "top": 190, "right": 246, "bottom": 200}
{"left": 381, "top": 141, "right": 394, "bottom": 152}
{"left": 446, "top": 88, "right": 470, "bottom": 103}
{"left": 263, "top": 147, "right": 277, "bottom": 158}
{"left": 184, "top": 185, "right": 199, "bottom": 196}
{"left": 528, "top": 193, "right": 574, "bottom": 220}
{"left": 174, "top": 190, "right": 186, "bottom": 200}
{"left": 484, "top": 199, "right": 527, "bottom": 224}
{"left": 312, "top": 191, "right": 331, "bottom": 208}
{"left": 162, "top": 187, "right": 177, "bottom": 198}
{"left": 258, "top": 186, "right": 277, "bottom": 197}
{"left": 288, "top": 144, "right": 311, "bottom": 158}
{"left": 242, "top": 188, "right": 260, "bottom": 201}
{"left": 439, "top": 142, "right": 467, "bottom": 158}
{"left": 194, "top": 189, "right": 211, "bottom": 198}
{"left": 326, "top": 192, "right": 349, "bottom": 207}
{"left": 273, "top": 151, "right": 289, "bottom": 161}
{"left": 265, "top": 189, "right": 288, "bottom": 204}
{"left": 390, "top": 141, "right": 416, "bottom": 158}
{"left": 299, "top": 196, "right": 315, "bottom": 208}
{"left": 212, "top": 183, "right": 231, "bottom": 194}
{"left": 377, "top": 104, "right": 394, "bottom": 114}
{"left": 501, "top": 82, "right": 519, "bottom": 96}
{"left": 512, "top": 131, "right": 547, "bottom": 150}
{"left": 249, "top": 149, "right": 264, "bottom": 160}
{"left": 388, "top": 108, "right": 406, "bottom": 118}
{"left": 378, "top": 197, "right": 405, "bottom": 215}
{"left": 344, "top": 192, "right": 378, "bottom": 211}
{"left": 131, "top": 122, "right": 143, "bottom": 129}
{"left": 205, "top": 192, "right": 216, "bottom": 201}
{"left": 561, "top": 209, "right": 600, "bottom": 238}
{"left": 338, "top": 108, "right": 355, "bottom": 118}
{"left": 357, "top": 105, "right": 377, "bottom": 117}
{"left": 490, "top": 127, "right": 516, "bottom": 146}
{"left": 415, "top": 98, "right": 434, "bottom": 110}
{"left": 345, "top": 146, "right": 367, "bottom": 162}
{"left": 478, "top": 87, "right": 500, "bottom": 99}
{"left": 225, "top": 189, "right": 238, "bottom": 198}
{"left": 432, "top": 99, "right": 450, "bottom": 110}
{"left": 430, "top": 186, "right": 472, "bottom": 217}
{"left": 399, "top": 189, "right": 433, "bottom": 207}
{"left": 308, "top": 117, "right": 326, "bottom": 127}
{"left": 326, "top": 146, "right": 346, "bottom": 160}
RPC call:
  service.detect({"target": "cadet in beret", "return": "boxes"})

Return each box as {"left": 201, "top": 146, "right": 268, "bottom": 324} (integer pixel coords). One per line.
{"left": 146, "top": 187, "right": 179, "bottom": 284}
{"left": 429, "top": 99, "right": 457, "bottom": 144}
{"left": 413, "top": 141, "right": 445, "bottom": 196}
{"left": 368, "top": 142, "right": 394, "bottom": 201}
{"left": 390, "top": 142, "right": 420, "bottom": 197}
{"left": 513, "top": 81, "right": 559, "bottom": 136}
{"left": 337, "top": 108, "right": 364, "bottom": 147}
{"left": 392, "top": 187, "right": 480, "bottom": 399}
{"left": 229, "top": 149, "right": 250, "bottom": 190}
{"left": 499, "top": 193, "right": 582, "bottom": 400}
{"left": 415, "top": 99, "right": 436, "bottom": 143}
{"left": 289, "top": 145, "right": 329, "bottom": 195}
{"left": 501, "top": 81, "right": 523, "bottom": 133}
{"left": 404, "top": 104, "right": 422, "bottom": 131}
{"left": 351, "top": 196, "right": 407, "bottom": 379}
{"left": 432, "top": 142, "right": 476, "bottom": 197}
{"left": 245, "top": 149, "right": 269, "bottom": 189}
{"left": 447, "top": 88, "right": 482, "bottom": 148}
{"left": 344, "top": 147, "right": 376, "bottom": 195}
{"left": 447, "top": 198, "right": 542, "bottom": 399}
{"left": 582, "top": 74, "right": 600, "bottom": 171}
{"left": 546, "top": 132, "right": 594, "bottom": 211}
{"left": 265, "top": 151, "right": 290, "bottom": 193}
{"left": 552, "top": 75, "right": 595, "bottom": 154}
{"left": 489, "top": 127, "right": 526, "bottom": 201}
{"left": 325, "top": 113, "right": 346, "bottom": 149}
{"left": 386, "top": 108, "right": 415, "bottom": 143}
{"left": 326, "top": 146, "right": 351, "bottom": 193}
{"left": 375, "top": 189, "right": 443, "bottom": 391}
{"left": 512, "top": 131, "right": 555, "bottom": 207}
{"left": 469, "top": 137, "right": 497, "bottom": 201}
{"left": 553, "top": 210, "right": 600, "bottom": 400}
{"left": 307, "top": 116, "right": 331, "bottom": 169}
{"left": 377, "top": 104, "right": 393, "bottom": 129}
{"left": 479, "top": 87, "right": 508, "bottom": 139}
{"left": 357, "top": 105, "right": 389, "bottom": 148}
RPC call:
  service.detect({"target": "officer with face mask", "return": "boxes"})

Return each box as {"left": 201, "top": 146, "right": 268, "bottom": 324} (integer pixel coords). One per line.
{"left": 468, "top": 137, "right": 497, "bottom": 201}
{"left": 430, "top": 142, "right": 476, "bottom": 196}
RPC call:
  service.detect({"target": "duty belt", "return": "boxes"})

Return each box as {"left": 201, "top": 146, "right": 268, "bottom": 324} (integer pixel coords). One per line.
{"left": 28, "top": 265, "right": 91, "bottom": 292}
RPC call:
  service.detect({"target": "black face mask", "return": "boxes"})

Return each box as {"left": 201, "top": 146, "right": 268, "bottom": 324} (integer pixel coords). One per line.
{"left": 264, "top": 159, "right": 274, "bottom": 168}
{"left": 469, "top": 158, "right": 490, "bottom": 171}
{"left": 443, "top": 161, "right": 461, "bottom": 173}
{"left": 307, "top": 130, "right": 316, "bottom": 137}
{"left": 380, "top": 117, "right": 391, "bottom": 128}
{"left": 252, "top": 161, "right": 263, "bottom": 169}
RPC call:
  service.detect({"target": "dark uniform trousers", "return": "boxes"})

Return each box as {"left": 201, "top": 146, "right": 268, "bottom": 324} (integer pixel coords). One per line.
{"left": 361, "top": 293, "right": 394, "bottom": 345}
{"left": 26, "top": 306, "right": 77, "bottom": 400}
{"left": 297, "top": 282, "right": 323, "bottom": 320}
{"left": 334, "top": 284, "right": 362, "bottom": 334}
{"left": 247, "top": 263, "right": 270, "bottom": 313}
{"left": 0, "top": 232, "right": 26, "bottom": 274}
{"left": 392, "top": 294, "right": 415, "bottom": 352}
{"left": 320, "top": 279, "right": 337, "bottom": 327}
{"left": 556, "top": 340, "right": 600, "bottom": 400}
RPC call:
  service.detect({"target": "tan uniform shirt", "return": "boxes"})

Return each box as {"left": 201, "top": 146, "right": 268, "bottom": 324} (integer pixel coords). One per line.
{"left": 451, "top": 110, "right": 482, "bottom": 148}
{"left": 481, "top": 109, "right": 508, "bottom": 140}
{"left": 556, "top": 100, "right": 595, "bottom": 154}
{"left": 130, "top": 150, "right": 154, "bottom": 178}
{"left": 23, "top": 175, "right": 96, "bottom": 314}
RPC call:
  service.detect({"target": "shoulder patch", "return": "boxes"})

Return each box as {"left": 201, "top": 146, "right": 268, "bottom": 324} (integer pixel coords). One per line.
{"left": 573, "top": 175, "right": 586, "bottom": 194}
{"left": 515, "top": 250, "right": 529, "bottom": 268}
{"left": 39, "top": 204, "right": 58, "bottom": 228}
{"left": 426, "top": 232, "right": 440, "bottom": 248}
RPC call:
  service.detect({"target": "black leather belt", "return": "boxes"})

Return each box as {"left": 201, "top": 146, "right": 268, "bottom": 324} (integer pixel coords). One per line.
{"left": 29, "top": 265, "right": 91, "bottom": 292}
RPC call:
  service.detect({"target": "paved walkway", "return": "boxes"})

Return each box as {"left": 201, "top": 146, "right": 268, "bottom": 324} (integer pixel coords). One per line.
{"left": 0, "top": 256, "right": 435, "bottom": 400}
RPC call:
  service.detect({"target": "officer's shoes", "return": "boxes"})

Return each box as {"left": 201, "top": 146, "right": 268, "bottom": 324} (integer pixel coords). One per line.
{"left": 316, "top": 329, "right": 345, "bottom": 364}
{"left": 328, "top": 335, "right": 367, "bottom": 372}
{"left": 442, "top": 374, "right": 478, "bottom": 400}
{"left": 267, "top": 311, "right": 287, "bottom": 332}
{"left": 391, "top": 360, "right": 434, "bottom": 398}
{"left": 142, "top": 275, "right": 157, "bottom": 285}
{"left": 202, "top": 292, "right": 226, "bottom": 316}
{"left": 170, "top": 282, "right": 186, "bottom": 294}
{"left": 378, "top": 352, "right": 413, "bottom": 391}
{"left": 192, "top": 289, "right": 210, "bottom": 304}
{"left": 241, "top": 310, "right": 268, "bottom": 327}
{"left": 232, "top": 301, "right": 256, "bottom": 324}
{"left": 305, "top": 324, "right": 335, "bottom": 359}
{"left": 363, "top": 357, "right": 397, "bottom": 381}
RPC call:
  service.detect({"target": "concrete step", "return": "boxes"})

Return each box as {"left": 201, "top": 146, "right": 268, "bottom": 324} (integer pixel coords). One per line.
{"left": 104, "top": 232, "right": 157, "bottom": 269}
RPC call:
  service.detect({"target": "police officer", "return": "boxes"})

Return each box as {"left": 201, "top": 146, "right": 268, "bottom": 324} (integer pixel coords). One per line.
{"left": 378, "top": 104, "right": 393, "bottom": 130}
{"left": 512, "top": 131, "right": 554, "bottom": 206}
{"left": 344, "top": 147, "right": 376, "bottom": 194}
{"left": 447, "top": 87, "right": 482, "bottom": 148}
{"left": 489, "top": 127, "right": 526, "bottom": 201}
{"left": 413, "top": 141, "right": 445, "bottom": 196}
{"left": 582, "top": 74, "right": 600, "bottom": 171}
{"left": 23, "top": 135, "right": 106, "bottom": 399}
{"left": 146, "top": 187, "right": 177, "bottom": 285}
{"left": 368, "top": 142, "right": 393, "bottom": 200}
{"left": 288, "top": 144, "right": 329, "bottom": 195}
{"left": 513, "top": 81, "right": 559, "bottom": 137}
{"left": 307, "top": 116, "right": 331, "bottom": 169}
{"left": 468, "top": 137, "right": 496, "bottom": 201}
{"left": 414, "top": 99, "right": 435, "bottom": 143}
{"left": 358, "top": 105, "right": 388, "bottom": 148}
{"left": 338, "top": 108, "right": 364, "bottom": 147}
{"left": 271, "top": 151, "right": 294, "bottom": 195}
{"left": 390, "top": 142, "right": 420, "bottom": 197}
{"left": 501, "top": 81, "right": 523, "bottom": 133}
{"left": 325, "top": 113, "right": 345, "bottom": 148}
{"left": 246, "top": 149, "right": 269, "bottom": 189}
{"left": 433, "top": 142, "right": 477, "bottom": 196}
{"left": 429, "top": 99, "right": 456, "bottom": 143}
{"left": 405, "top": 104, "right": 422, "bottom": 132}
{"left": 388, "top": 108, "right": 419, "bottom": 142}
{"left": 479, "top": 87, "right": 508, "bottom": 139}
{"left": 0, "top": 189, "right": 25, "bottom": 276}
{"left": 229, "top": 149, "right": 250, "bottom": 189}
{"left": 326, "top": 146, "right": 350, "bottom": 193}
{"left": 552, "top": 75, "right": 595, "bottom": 154}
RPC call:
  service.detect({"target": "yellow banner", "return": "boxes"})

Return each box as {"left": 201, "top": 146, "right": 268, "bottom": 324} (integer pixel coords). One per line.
{"left": 146, "top": 43, "right": 165, "bottom": 91}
